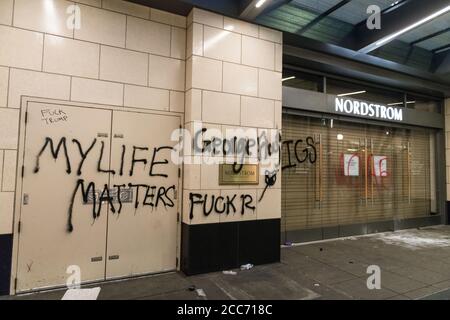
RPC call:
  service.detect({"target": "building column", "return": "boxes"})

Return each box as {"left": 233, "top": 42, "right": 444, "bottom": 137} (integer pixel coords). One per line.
{"left": 446, "top": 98, "right": 450, "bottom": 222}
{"left": 181, "top": 8, "right": 283, "bottom": 274}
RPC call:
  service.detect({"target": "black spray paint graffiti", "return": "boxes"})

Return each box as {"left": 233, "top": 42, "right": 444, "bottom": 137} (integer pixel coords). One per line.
{"left": 282, "top": 136, "right": 317, "bottom": 171}
{"left": 67, "top": 180, "right": 175, "bottom": 232}
{"left": 258, "top": 170, "right": 277, "bottom": 203}
{"left": 34, "top": 137, "right": 72, "bottom": 174}
{"left": 257, "top": 136, "right": 318, "bottom": 202}
{"left": 194, "top": 128, "right": 281, "bottom": 174}
{"left": 34, "top": 137, "right": 175, "bottom": 233}
{"left": 189, "top": 193, "right": 255, "bottom": 220}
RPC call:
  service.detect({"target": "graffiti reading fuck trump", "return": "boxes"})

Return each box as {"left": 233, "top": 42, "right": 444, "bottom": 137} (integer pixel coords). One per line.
{"left": 33, "top": 136, "right": 176, "bottom": 233}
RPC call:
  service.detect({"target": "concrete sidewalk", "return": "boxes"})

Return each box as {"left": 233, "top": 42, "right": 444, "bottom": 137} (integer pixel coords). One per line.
{"left": 5, "top": 225, "right": 450, "bottom": 300}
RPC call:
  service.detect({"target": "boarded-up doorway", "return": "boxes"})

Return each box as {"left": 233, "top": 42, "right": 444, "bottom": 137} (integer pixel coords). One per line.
{"left": 14, "top": 100, "right": 181, "bottom": 293}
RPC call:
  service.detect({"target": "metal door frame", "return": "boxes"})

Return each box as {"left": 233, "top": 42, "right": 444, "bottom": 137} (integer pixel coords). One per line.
{"left": 10, "top": 97, "right": 184, "bottom": 295}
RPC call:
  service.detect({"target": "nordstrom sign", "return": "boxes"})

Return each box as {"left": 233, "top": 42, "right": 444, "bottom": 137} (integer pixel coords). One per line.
{"left": 335, "top": 98, "right": 403, "bottom": 122}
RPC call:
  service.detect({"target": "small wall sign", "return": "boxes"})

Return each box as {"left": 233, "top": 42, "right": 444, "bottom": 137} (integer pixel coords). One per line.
{"left": 373, "top": 155, "right": 388, "bottom": 177}
{"left": 219, "top": 164, "right": 259, "bottom": 185}
{"left": 344, "top": 154, "right": 360, "bottom": 177}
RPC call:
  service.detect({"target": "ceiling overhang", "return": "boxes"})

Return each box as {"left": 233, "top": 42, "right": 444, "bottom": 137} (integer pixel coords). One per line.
{"left": 341, "top": 0, "right": 450, "bottom": 53}
{"left": 128, "top": 0, "right": 450, "bottom": 97}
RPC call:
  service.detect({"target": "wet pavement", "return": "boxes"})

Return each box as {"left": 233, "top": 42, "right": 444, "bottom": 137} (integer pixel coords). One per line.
{"left": 4, "top": 225, "right": 450, "bottom": 300}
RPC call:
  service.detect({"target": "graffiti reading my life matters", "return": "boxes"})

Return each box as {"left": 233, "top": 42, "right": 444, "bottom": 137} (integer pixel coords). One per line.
{"left": 33, "top": 136, "right": 176, "bottom": 232}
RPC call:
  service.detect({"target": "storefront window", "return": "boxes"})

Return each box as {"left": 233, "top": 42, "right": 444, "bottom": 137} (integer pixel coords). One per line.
{"left": 281, "top": 114, "right": 437, "bottom": 243}
{"left": 282, "top": 70, "right": 324, "bottom": 92}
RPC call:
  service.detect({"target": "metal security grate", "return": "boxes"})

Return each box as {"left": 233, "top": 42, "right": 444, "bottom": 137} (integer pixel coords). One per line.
{"left": 281, "top": 114, "right": 433, "bottom": 240}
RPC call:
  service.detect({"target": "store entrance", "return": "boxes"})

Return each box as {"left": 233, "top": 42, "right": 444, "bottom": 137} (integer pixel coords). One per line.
{"left": 281, "top": 114, "right": 437, "bottom": 244}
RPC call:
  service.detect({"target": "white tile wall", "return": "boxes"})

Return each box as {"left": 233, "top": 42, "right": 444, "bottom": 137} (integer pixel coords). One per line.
{"left": 191, "top": 8, "right": 223, "bottom": 29}
{"left": 0, "top": 26, "right": 43, "bottom": 71}
{"left": 242, "top": 36, "right": 275, "bottom": 70}
{"left": 202, "top": 91, "right": 240, "bottom": 125}
{"left": 274, "top": 101, "right": 282, "bottom": 128}
{"left": 189, "top": 56, "right": 222, "bottom": 91}
{"left": 43, "top": 35, "right": 100, "bottom": 78}
{"left": 275, "top": 44, "right": 283, "bottom": 72}
{"left": 2, "top": 150, "right": 16, "bottom": 191}
{"left": 223, "top": 62, "right": 258, "bottom": 96}
{"left": 185, "top": 89, "right": 202, "bottom": 122}
{"left": 200, "top": 160, "right": 221, "bottom": 190}
{"left": 124, "top": 84, "right": 169, "bottom": 110}
{"left": 241, "top": 96, "right": 274, "bottom": 128}
{"left": 0, "top": 192, "right": 14, "bottom": 234}
{"left": 148, "top": 55, "right": 185, "bottom": 91}
{"left": 74, "top": 4, "right": 126, "bottom": 47}
{"left": 203, "top": 26, "right": 241, "bottom": 64}
{"left": 0, "top": 0, "right": 13, "bottom": 25}
{"left": 171, "top": 27, "right": 187, "bottom": 59}
{"left": 8, "top": 69, "right": 71, "bottom": 108}
{"left": 259, "top": 26, "right": 283, "bottom": 44}
{"left": 126, "top": 17, "right": 171, "bottom": 56}
{"left": 0, "top": 67, "right": 8, "bottom": 108}
{"left": 224, "top": 17, "right": 258, "bottom": 37}
{"left": 184, "top": 158, "right": 201, "bottom": 190}
{"left": 0, "top": 108, "right": 19, "bottom": 149}
{"left": 100, "top": 45, "right": 148, "bottom": 85}
{"left": 14, "top": 0, "right": 74, "bottom": 37}
{"left": 170, "top": 91, "right": 185, "bottom": 113}
{"left": 258, "top": 69, "right": 282, "bottom": 100}
{"left": 187, "top": 23, "right": 204, "bottom": 57}
{"left": 257, "top": 188, "right": 281, "bottom": 220}
{"left": 71, "top": 77, "right": 124, "bottom": 105}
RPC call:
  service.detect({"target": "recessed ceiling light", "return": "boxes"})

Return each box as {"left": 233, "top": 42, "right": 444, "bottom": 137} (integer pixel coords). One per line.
{"left": 282, "top": 76, "right": 296, "bottom": 82}
{"left": 255, "top": 0, "right": 267, "bottom": 8}
{"left": 337, "top": 90, "right": 366, "bottom": 97}
{"left": 387, "top": 101, "right": 416, "bottom": 106}
{"left": 375, "top": 5, "right": 450, "bottom": 48}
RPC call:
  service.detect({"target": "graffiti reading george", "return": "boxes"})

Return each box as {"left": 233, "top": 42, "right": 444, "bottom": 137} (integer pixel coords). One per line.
{"left": 192, "top": 127, "right": 281, "bottom": 174}
{"left": 33, "top": 137, "right": 176, "bottom": 233}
